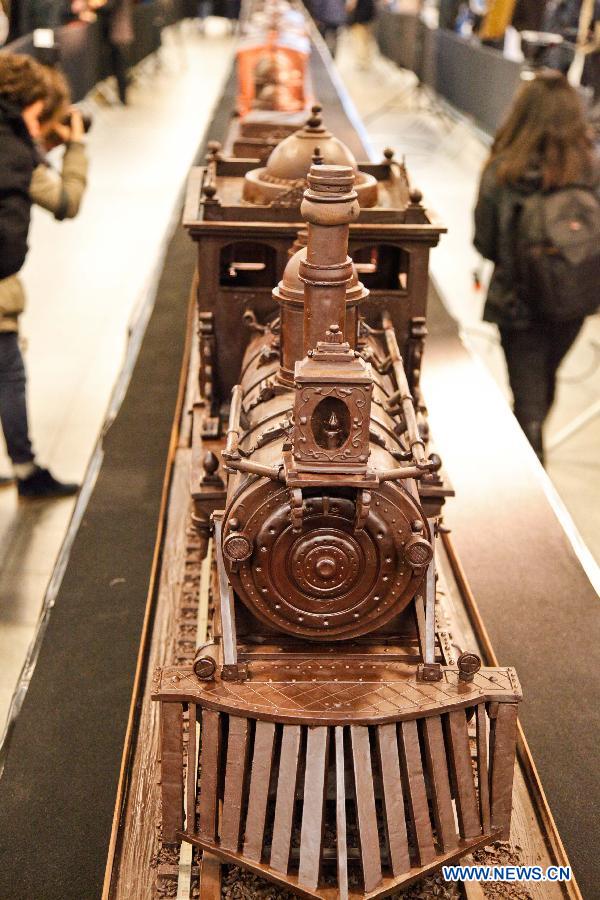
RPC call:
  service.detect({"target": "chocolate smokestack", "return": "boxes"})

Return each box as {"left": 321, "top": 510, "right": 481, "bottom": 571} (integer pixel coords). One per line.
{"left": 299, "top": 165, "right": 360, "bottom": 355}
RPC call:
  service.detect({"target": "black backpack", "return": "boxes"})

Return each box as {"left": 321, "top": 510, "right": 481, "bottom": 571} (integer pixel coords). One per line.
{"left": 514, "top": 185, "right": 600, "bottom": 322}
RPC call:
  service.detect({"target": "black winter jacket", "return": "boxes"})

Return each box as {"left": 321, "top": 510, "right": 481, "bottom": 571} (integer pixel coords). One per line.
{"left": 308, "top": 0, "right": 346, "bottom": 27}
{"left": 0, "top": 98, "right": 38, "bottom": 281}
{"left": 348, "top": 0, "right": 376, "bottom": 25}
{"left": 473, "top": 159, "right": 599, "bottom": 330}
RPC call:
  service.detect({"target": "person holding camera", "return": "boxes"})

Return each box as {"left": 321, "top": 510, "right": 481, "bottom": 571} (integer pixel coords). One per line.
{"left": 0, "top": 54, "right": 88, "bottom": 498}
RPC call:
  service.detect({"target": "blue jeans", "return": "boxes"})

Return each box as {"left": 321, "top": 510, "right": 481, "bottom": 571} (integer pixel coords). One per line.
{"left": 0, "top": 332, "right": 35, "bottom": 465}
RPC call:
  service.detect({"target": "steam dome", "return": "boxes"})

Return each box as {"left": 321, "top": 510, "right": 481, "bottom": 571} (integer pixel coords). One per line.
{"left": 243, "top": 106, "right": 378, "bottom": 206}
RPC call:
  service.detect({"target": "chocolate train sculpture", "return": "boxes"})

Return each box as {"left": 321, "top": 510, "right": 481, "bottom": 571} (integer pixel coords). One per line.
{"left": 236, "top": 0, "right": 311, "bottom": 123}
{"left": 153, "top": 162, "right": 521, "bottom": 898}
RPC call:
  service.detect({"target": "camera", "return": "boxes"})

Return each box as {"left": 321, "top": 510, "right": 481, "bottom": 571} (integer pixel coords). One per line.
{"left": 61, "top": 109, "right": 93, "bottom": 133}
{"left": 43, "top": 106, "right": 93, "bottom": 150}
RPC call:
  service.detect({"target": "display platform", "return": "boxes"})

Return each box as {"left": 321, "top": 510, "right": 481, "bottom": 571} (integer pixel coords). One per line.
{"left": 0, "top": 25, "right": 597, "bottom": 900}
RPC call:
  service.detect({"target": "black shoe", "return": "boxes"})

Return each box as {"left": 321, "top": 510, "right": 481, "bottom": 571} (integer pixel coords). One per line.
{"left": 17, "top": 466, "right": 79, "bottom": 500}
{"left": 0, "top": 474, "right": 15, "bottom": 488}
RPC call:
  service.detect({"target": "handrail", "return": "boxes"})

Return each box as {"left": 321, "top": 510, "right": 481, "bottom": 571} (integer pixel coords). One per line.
{"left": 382, "top": 311, "right": 426, "bottom": 464}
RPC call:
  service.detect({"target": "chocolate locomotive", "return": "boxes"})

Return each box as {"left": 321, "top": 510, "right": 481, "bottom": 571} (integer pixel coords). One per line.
{"left": 153, "top": 165, "right": 521, "bottom": 898}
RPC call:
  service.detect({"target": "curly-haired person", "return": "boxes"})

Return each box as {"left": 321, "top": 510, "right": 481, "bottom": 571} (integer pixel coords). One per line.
{"left": 0, "top": 53, "right": 88, "bottom": 498}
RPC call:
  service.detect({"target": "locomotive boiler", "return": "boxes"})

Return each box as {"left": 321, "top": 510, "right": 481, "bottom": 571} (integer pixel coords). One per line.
{"left": 153, "top": 165, "right": 521, "bottom": 899}
{"left": 218, "top": 165, "right": 439, "bottom": 646}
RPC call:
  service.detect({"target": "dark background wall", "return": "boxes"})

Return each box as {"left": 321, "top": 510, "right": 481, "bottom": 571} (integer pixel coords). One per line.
{"left": 376, "top": 12, "right": 522, "bottom": 135}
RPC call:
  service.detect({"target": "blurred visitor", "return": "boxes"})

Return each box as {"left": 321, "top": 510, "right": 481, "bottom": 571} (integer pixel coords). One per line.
{"left": 456, "top": 0, "right": 487, "bottom": 39}
{"left": 512, "top": 0, "right": 546, "bottom": 32}
{"left": 0, "top": 54, "right": 88, "bottom": 498}
{"left": 197, "top": 0, "right": 213, "bottom": 33}
{"left": 512, "top": 0, "right": 600, "bottom": 97}
{"left": 347, "top": 0, "right": 376, "bottom": 69}
{"left": 541, "top": 0, "right": 591, "bottom": 73}
{"left": 308, "top": 0, "right": 346, "bottom": 57}
{"left": 226, "top": 0, "right": 241, "bottom": 29}
{"left": 93, "top": 0, "right": 134, "bottom": 104}
{"left": 474, "top": 70, "right": 600, "bottom": 463}
{"left": 479, "top": 0, "right": 522, "bottom": 47}
{"left": 209, "top": 0, "right": 239, "bottom": 33}
{"left": 439, "top": 0, "right": 462, "bottom": 30}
